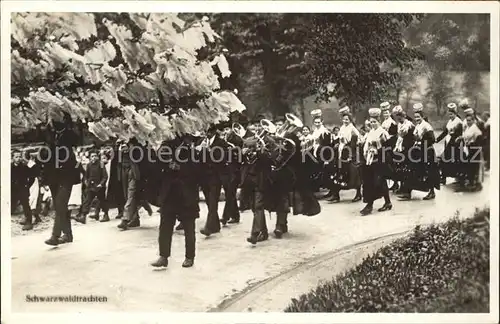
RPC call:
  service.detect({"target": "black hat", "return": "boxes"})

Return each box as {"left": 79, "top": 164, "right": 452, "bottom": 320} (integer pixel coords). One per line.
{"left": 218, "top": 120, "right": 232, "bottom": 129}
{"left": 274, "top": 116, "right": 285, "bottom": 123}
{"left": 255, "top": 114, "right": 266, "bottom": 121}
{"left": 239, "top": 114, "right": 250, "bottom": 127}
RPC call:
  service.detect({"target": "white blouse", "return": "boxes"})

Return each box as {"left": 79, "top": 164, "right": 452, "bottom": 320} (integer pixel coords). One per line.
{"left": 381, "top": 117, "right": 397, "bottom": 133}
{"left": 463, "top": 123, "right": 482, "bottom": 146}
{"left": 413, "top": 120, "right": 433, "bottom": 141}
{"left": 363, "top": 126, "right": 389, "bottom": 164}
{"left": 394, "top": 119, "right": 414, "bottom": 152}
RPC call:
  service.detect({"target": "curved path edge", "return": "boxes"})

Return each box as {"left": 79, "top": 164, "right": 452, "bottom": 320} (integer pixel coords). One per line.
{"left": 209, "top": 230, "right": 412, "bottom": 312}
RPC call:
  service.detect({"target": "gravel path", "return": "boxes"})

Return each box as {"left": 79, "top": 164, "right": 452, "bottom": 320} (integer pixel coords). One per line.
{"left": 10, "top": 176, "right": 489, "bottom": 312}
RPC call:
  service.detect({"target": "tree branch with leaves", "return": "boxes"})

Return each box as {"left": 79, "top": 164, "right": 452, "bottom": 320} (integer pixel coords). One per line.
{"left": 11, "top": 12, "right": 246, "bottom": 149}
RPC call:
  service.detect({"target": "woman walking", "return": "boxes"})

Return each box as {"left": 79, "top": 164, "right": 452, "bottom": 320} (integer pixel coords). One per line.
{"left": 435, "top": 103, "right": 463, "bottom": 185}
{"left": 329, "top": 106, "right": 362, "bottom": 203}
{"left": 360, "top": 108, "right": 392, "bottom": 216}
{"left": 398, "top": 103, "right": 440, "bottom": 201}
{"left": 458, "top": 109, "right": 484, "bottom": 191}
{"left": 391, "top": 106, "right": 415, "bottom": 196}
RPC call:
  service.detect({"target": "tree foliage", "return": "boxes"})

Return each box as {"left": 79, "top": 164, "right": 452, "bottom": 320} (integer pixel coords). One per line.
{"left": 206, "top": 13, "right": 313, "bottom": 118}
{"left": 406, "top": 14, "right": 490, "bottom": 71}
{"left": 404, "top": 14, "right": 490, "bottom": 113}
{"left": 11, "top": 13, "right": 246, "bottom": 148}
{"left": 306, "top": 14, "right": 423, "bottom": 108}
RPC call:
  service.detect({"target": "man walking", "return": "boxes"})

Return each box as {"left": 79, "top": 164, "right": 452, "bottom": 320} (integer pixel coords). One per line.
{"left": 116, "top": 141, "right": 140, "bottom": 230}
{"left": 151, "top": 135, "right": 200, "bottom": 268}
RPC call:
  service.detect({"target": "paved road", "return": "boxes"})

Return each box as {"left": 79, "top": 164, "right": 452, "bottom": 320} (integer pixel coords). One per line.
{"left": 10, "top": 176, "right": 490, "bottom": 312}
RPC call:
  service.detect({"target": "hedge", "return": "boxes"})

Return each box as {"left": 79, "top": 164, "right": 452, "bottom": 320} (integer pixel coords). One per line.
{"left": 285, "top": 208, "right": 490, "bottom": 312}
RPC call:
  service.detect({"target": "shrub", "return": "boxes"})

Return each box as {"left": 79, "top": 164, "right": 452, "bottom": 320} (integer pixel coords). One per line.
{"left": 285, "top": 207, "right": 490, "bottom": 312}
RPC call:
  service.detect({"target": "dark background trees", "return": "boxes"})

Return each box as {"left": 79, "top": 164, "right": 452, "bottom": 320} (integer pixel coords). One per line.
{"left": 187, "top": 13, "right": 489, "bottom": 122}
{"left": 12, "top": 13, "right": 490, "bottom": 143}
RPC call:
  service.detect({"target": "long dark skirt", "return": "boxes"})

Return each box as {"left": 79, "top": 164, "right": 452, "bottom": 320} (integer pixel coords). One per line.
{"left": 458, "top": 146, "right": 484, "bottom": 185}
{"left": 406, "top": 145, "right": 440, "bottom": 192}
{"left": 332, "top": 145, "right": 362, "bottom": 190}
{"left": 362, "top": 162, "right": 389, "bottom": 203}
{"left": 439, "top": 138, "right": 462, "bottom": 178}
{"left": 392, "top": 148, "right": 412, "bottom": 182}
{"left": 483, "top": 130, "right": 490, "bottom": 170}
{"left": 333, "top": 160, "right": 362, "bottom": 190}
{"left": 292, "top": 188, "right": 321, "bottom": 216}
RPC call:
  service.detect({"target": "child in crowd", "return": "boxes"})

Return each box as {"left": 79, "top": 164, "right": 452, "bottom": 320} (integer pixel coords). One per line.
{"left": 74, "top": 150, "right": 108, "bottom": 224}
{"left": 12, "top": 150, "right": 38, "bottom": 230}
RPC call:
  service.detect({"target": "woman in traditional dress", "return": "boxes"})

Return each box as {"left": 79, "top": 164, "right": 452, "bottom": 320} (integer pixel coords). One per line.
{"left": 391, "top": 106, "right": 415, "bottom": 195}
{"left": 360, "top": 108, "right": 393, "bottom": 216}
{"left": 435, "top": 102, "right": 463, "bottom": 185}
{"left": 310, "top": 109, "right": 334, "bottom": 198}
{"left": 299, "top": 125, "right": 321, "bottom": 192}
{"left": 457, "top": 109, "right": 484, "bottom": 191}
{"left": 398, "top": 103, "right": 440, "bottom": 201}
{"left": 380, "top": 102, "right": 399, "bottom": 191}
{"left": 329, "top": 106, "right": 362, "bottom": 203}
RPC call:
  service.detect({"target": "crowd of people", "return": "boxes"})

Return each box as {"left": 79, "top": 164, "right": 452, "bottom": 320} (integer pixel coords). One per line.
{"left": 11, "top": 99, "right": 490, "bottom": 268}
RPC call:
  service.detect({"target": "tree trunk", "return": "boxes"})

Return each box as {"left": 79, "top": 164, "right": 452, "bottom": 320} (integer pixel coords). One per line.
{"left": 436, "top": 99, "right": 442, "bottom": 116}
{"left": 299, "top": 98, "right": 306, "bottom": 122}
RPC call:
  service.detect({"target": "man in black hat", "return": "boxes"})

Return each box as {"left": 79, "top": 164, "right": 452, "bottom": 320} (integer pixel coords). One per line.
{"left": 151, "top": 135, "right": 200, "bottom": 268}
{"left": 43, "top": 114, "right": 82, "bottom": 245}
{"left": 115, "top": 140, "right": 141, "bottom": 231}
{"left": 198, "top": 124, "right": 227, "bottom": 236}
{"left": 241, "top": 115, "right": 273, "bottom": 244}
{"left": 219, "top": 121, "right": 241, "bottom": 225}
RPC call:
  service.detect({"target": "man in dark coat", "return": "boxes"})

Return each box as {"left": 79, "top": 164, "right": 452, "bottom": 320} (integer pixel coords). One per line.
{"left": 126, "top": 139, "right": 154, "bottom": 227}
{"left": 240, "top": 116, "right": 273, "bottom": 245}
{"left": 43, "top": 115, "right": 82, "bottom": 246}
{"left": 237, "top": 117, "right": 254, "bottom": 212}
{"left": 95, "top": 151, "right": 112, "bottom": 222}
{"left": 198, "top": 125, "right": 227, "bottom": 236}
{"left": 151, "top": 135, "right": 200, "bottom": 268}
{"left": 105, "top": 142, "right": 125, "bottom": 219}
{"left": 220, "top": 123, "right": 242, "bottom": 225}
{"left": 115, "top": 140, "right": 141, "bottom": 231}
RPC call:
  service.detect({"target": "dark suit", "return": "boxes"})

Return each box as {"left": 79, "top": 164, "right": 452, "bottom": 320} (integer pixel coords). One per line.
{"left": 155, "top": 138, "right": 200, "bottom": 259}
{"left": 220, "top": 134, "right": 242, "bottom": 223}
{"left": 42, "top": 127, "right": 80, "bottom": 239}
{"left": 200, "top": 136, "right": 227, "bottom": 234}
{"left": 240, "top": 136, "right": 273, "bottom": 235}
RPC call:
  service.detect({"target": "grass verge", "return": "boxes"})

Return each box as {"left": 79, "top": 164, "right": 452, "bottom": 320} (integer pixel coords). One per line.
{"left": 285, "top": 208, "right": 490, "bottom": 312}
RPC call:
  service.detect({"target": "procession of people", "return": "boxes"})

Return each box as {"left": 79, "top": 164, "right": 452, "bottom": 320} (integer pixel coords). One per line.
{"left": 11, "top": 98, "right": 489, "bottom": 269}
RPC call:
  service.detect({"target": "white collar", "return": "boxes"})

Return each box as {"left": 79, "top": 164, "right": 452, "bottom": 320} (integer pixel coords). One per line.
{"left": 382, "top": 117, "right": 396, "bottom": 129}
{"left": 446, "top": 117, "right": 461, "bottom": 130}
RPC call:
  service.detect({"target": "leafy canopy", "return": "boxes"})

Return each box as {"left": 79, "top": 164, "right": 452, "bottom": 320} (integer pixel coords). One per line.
{"left": 11, "top": 13, "right": 245, "bottom": 148}
{"left": 305, "top": 14, "right": 423, "bottom": 107}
